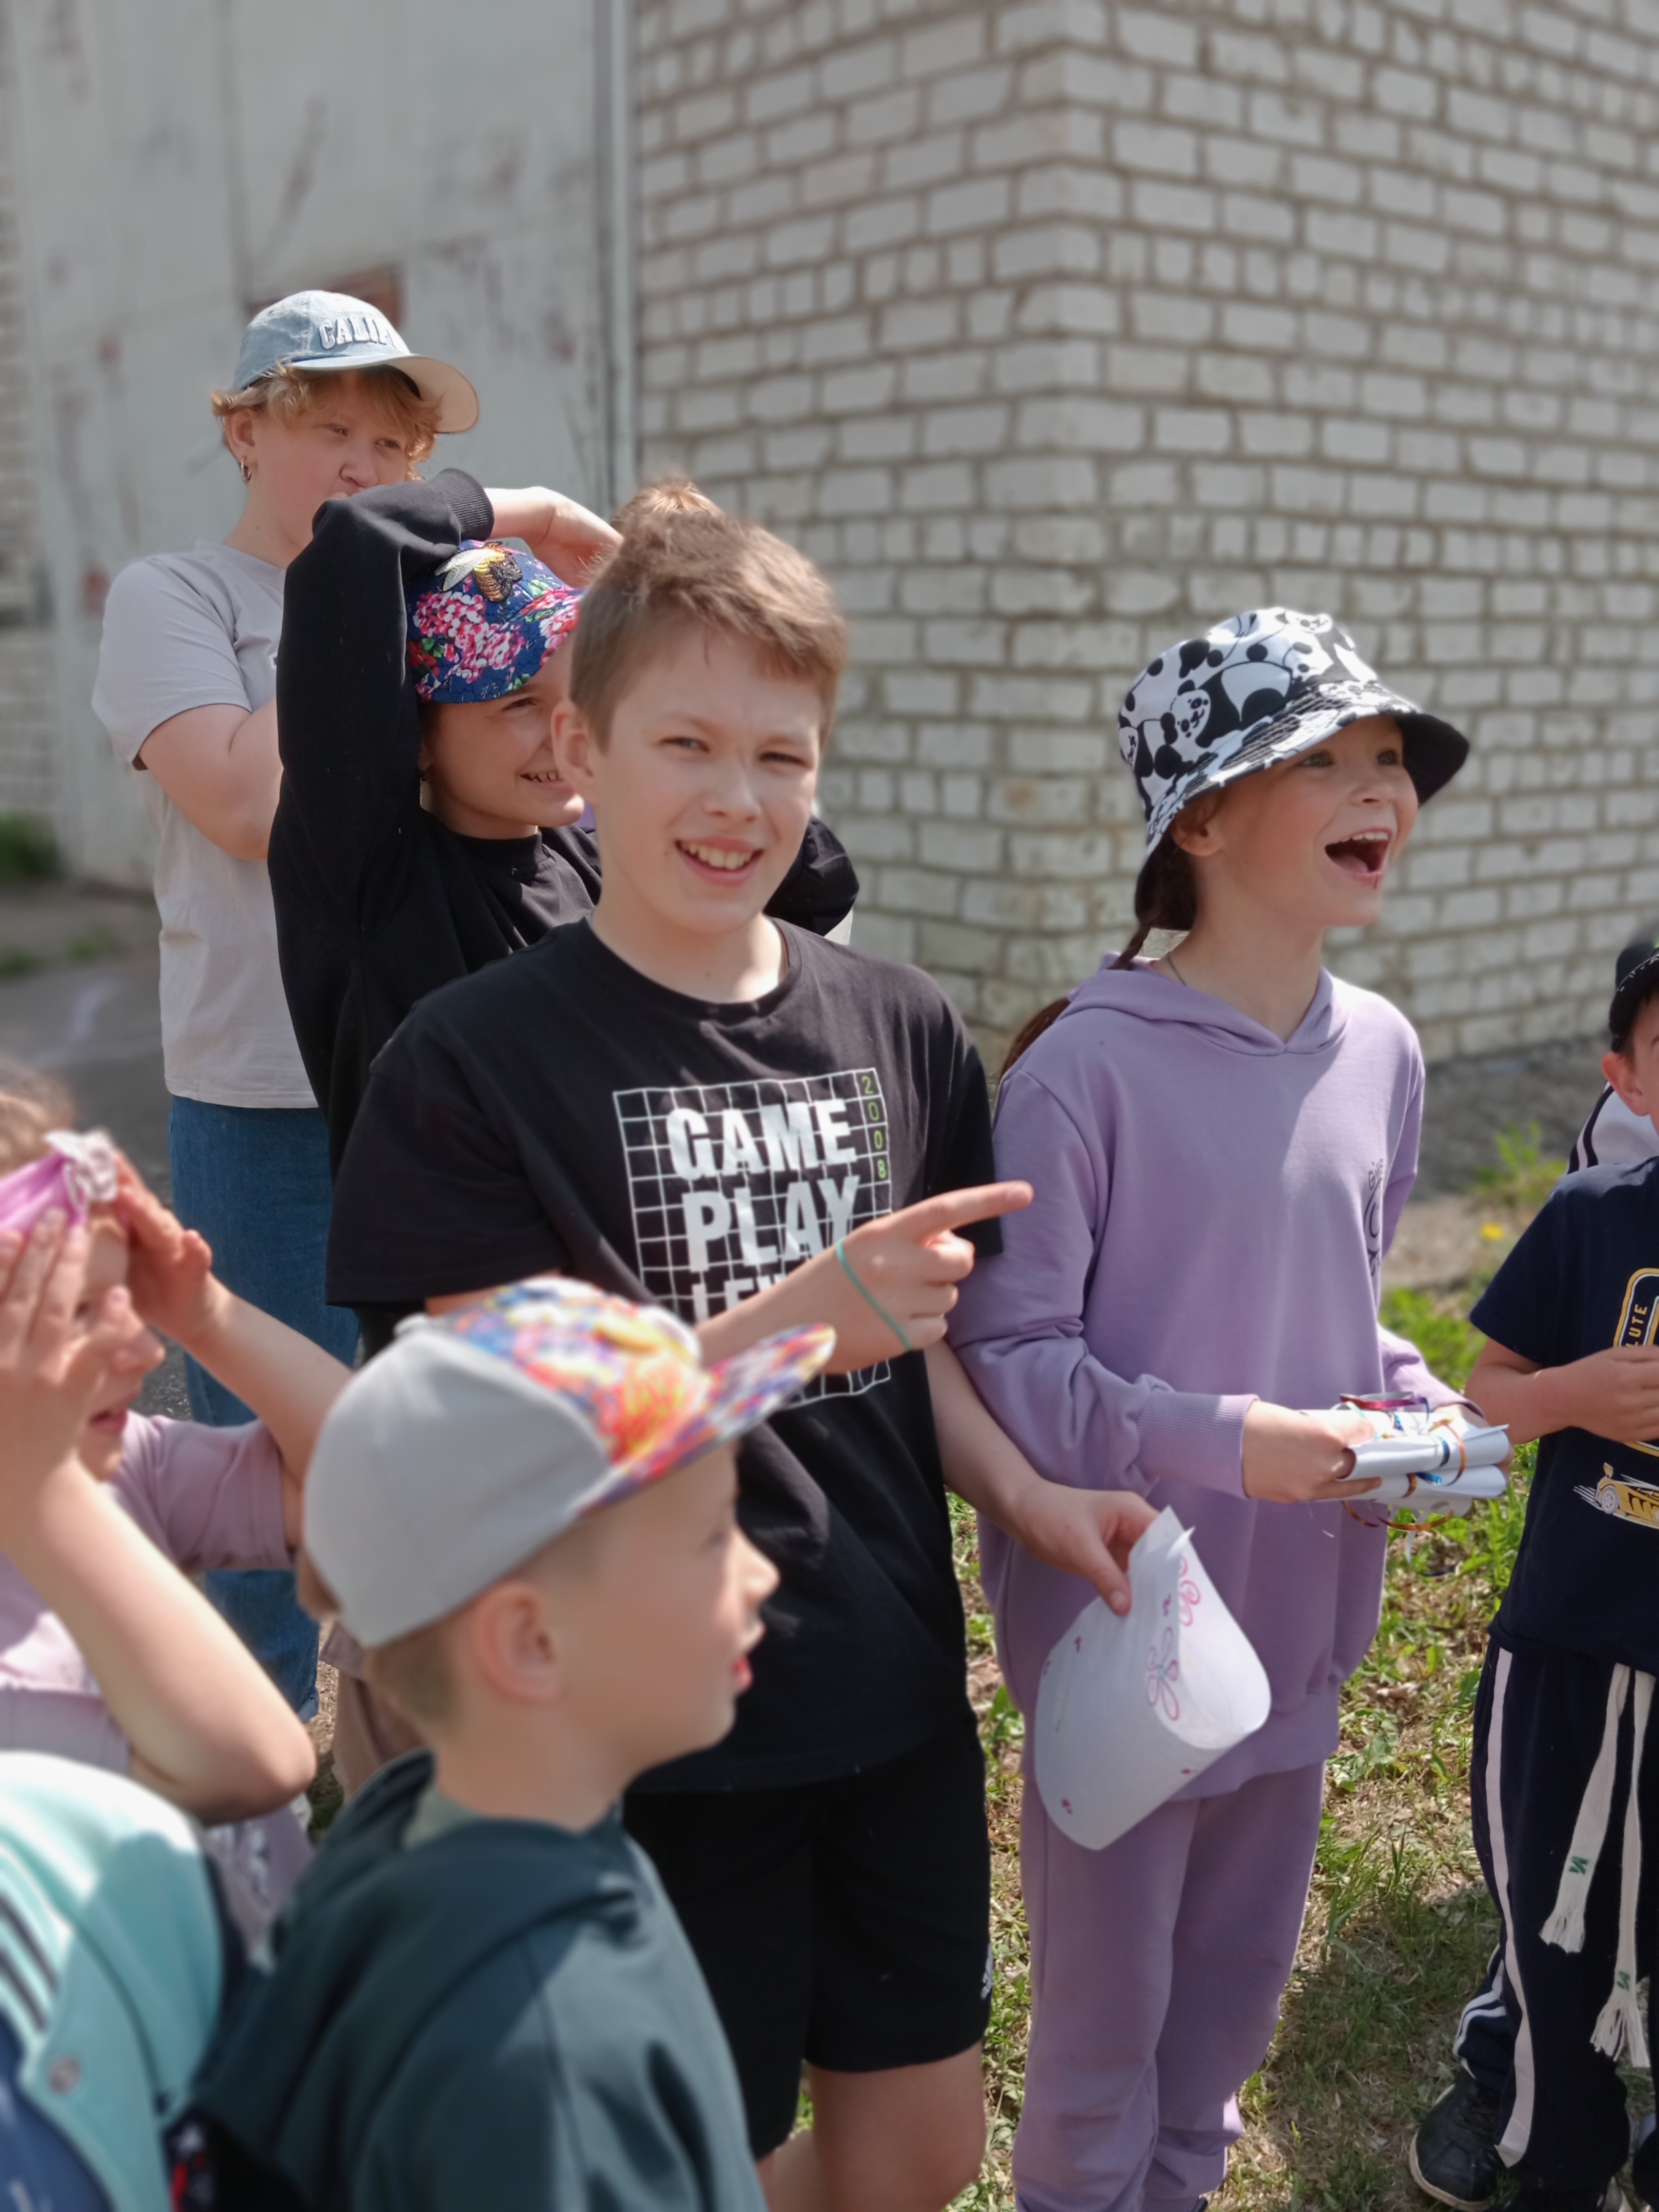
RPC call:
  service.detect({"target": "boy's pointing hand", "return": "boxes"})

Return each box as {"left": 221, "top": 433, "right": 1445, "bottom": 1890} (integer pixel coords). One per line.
{"left": 696, "top": 1182, "right": 1032, "bottom": 1374}
{"left": 815, "top": 1181, "right": 1033, "bottom": 1372}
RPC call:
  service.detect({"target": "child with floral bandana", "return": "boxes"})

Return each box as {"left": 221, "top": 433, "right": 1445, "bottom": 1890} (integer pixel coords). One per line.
{"left": 951, "top": 609, "right": 1471, "bottom": 2212}
{"left": 268, "top": 474, "right": 861, "bottom": 1181}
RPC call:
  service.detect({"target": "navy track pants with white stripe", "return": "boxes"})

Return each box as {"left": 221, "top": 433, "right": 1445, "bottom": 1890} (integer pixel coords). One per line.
{"left": 1470, "top": 1629, "right": 1659, "bottom": 2191}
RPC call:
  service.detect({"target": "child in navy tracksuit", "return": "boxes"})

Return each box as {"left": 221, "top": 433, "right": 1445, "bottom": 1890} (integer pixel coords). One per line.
{"left": 1452, "top": 946, "right": 1659, "bottom": 2212}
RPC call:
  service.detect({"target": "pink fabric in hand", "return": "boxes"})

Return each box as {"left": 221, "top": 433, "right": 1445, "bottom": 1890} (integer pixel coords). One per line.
{"left": 0, "top": 1132, "right": 119, "bottom": 1237}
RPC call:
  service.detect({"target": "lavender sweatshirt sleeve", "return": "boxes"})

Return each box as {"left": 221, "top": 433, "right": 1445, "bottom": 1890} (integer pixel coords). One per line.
{"left": 112, "top": 1416, "right": 291, "bottom": 1572}
{"left": 951, "top": 1068, "right": 1255, "bottom": 1496}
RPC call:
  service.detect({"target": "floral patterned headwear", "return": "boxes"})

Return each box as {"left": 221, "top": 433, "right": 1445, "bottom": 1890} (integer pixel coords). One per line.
{"left": 406, "top": 542, "right": 583, "bottom": 705}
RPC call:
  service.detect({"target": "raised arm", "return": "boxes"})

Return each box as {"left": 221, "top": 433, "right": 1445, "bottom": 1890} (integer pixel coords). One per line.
{"left": 118, "top": 1163, "right": 351, "bottom": 1544}
{"left": 272, "top": 470, "right": 496, "bottom": 900}
{"left": 0, "top": 1221, "right": 314, "bottom": 1822}
{"left": 483, "top": 487, "right": 620, "bottom": 581}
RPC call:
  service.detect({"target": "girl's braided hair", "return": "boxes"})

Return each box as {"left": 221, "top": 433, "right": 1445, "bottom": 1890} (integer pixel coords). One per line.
{"left": 1000, "top": 825, "right": 1202, "bottom": 1080}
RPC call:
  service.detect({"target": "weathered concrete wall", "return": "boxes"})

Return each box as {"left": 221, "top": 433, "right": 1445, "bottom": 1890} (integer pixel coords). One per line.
{"left": 2, "top": 0, "right": 622, "bottom": 884}
{"left": 0, "top": 5, "right": 56, "bottom": 825}
{"left": 635, "top": 0, "right": 1659, "bottom": 1060}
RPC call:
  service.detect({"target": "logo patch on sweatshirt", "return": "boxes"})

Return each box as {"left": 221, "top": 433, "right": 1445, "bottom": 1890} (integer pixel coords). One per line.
{"left": 1364, "top": 1158, "right": 1385, "bottom": 1290}
{"left": 614, "top": 1071, "right": 895, "bottom": 1399}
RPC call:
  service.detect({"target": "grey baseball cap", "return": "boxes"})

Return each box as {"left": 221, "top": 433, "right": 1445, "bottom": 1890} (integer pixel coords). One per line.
{"left": 304, "top": 1276, "right": 834, "bottom": 1648}
{"left": 232, "top": 289, "right": 479, "bottom": 433}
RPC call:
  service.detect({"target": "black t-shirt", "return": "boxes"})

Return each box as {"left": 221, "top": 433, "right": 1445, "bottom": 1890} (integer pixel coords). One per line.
{"left": 269, "top": 472, "right": 857, "bottom": 1169}
{"left": 1473, "top": 1157, "right": 1659, "bottom": 1673}
{"left": 328, "top": 921, "right": 998, "bottom": 1788}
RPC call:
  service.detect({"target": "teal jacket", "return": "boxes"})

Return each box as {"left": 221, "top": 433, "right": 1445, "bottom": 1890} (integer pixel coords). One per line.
{"left": 0, "top": 1753, "right": 230, "bottom": 2212}
{"left": 194, "top": 1752, "right": 764, "bottom": 2211}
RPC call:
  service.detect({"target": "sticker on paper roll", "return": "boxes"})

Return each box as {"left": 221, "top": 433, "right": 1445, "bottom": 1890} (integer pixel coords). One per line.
{"left": 1033, "top": 1508, "right": 1271, "bottom": 1852}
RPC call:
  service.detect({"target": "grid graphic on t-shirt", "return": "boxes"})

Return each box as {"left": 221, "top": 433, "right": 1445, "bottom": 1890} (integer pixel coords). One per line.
{"left": 614, "top": 1069, "right": 895, "bottom": 1401}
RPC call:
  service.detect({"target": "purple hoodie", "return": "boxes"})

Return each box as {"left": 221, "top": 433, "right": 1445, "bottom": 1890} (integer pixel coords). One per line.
{"left": 950, "top": 958, "right": 1452, "bottom": 1792}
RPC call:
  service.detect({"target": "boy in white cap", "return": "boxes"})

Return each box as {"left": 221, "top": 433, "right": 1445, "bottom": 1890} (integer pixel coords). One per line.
{"left": 193, "top": 1276, "right": 828, "bottom": 2211}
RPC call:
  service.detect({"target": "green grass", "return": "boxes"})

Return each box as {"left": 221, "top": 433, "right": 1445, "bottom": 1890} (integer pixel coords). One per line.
{"left": 0, "top": 814, "right": 60, "bottom": 886}
{"left": 949, "top": 1255, "right": 1551, "bottom": 2212}
{"left": 1470, "top": 1123, "right": 1568, "bottom": 1221}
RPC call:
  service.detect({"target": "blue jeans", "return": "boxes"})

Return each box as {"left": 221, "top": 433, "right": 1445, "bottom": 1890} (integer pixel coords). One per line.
{"left": 167, "top": 1099, "right": 358, "bottom": 1721}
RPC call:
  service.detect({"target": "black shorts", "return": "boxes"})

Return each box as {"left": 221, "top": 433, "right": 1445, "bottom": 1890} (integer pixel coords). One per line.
{"left": 625, "top": 1716, "right": 992, "bottom": 2157}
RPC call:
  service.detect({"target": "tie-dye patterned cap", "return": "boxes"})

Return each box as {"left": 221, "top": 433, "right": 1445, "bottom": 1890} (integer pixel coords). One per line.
{"left": 405, "top": 541, "right": 583, "bottom": 705}
{"left": 304, "top": 1275, "right": 833, "bottom": 1645}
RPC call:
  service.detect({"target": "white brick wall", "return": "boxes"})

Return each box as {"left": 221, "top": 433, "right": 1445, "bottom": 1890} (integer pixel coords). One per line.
{"left": 635, "top": 0, "right": 1659, "bottom": 1061}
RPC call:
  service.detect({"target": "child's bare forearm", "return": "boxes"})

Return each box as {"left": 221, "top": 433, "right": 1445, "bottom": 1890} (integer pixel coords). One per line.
{"left": 924, "top": 1340, "right": 1044, "bottom": 1528}
{"left": 1465, "top": 1343, "right": 1651, "bottom": 1449}
{"left": 1465, "top": 1353, "right": 1553, "bottom": 1448}
{"left": 178, "top": 1290, "right": 352, "bottom": 1482}
{"left": 924, "top": 1343, "right": 1158, "bottom": 1609}
{"left": 10, "top": 1460, "right": 314, "bottom": 1821}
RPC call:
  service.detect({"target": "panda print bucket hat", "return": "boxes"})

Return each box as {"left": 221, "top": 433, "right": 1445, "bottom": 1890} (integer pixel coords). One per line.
{"left": 1119, "top": 609, "right": 1469, "bottom": 893}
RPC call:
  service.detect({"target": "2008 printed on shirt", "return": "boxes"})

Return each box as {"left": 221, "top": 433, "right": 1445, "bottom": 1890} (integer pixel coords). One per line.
{"left": 615, "top": 1069, "right": 895, "bottom": 1398}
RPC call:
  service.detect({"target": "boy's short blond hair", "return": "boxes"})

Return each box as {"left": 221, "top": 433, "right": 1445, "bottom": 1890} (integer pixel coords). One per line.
{"left": 610, "top": 477, "right": 720, "bottom": 531}
{"left": 296, "top": 1519, "right": 604, "bottom": 1737}
{"left": 298, "top": 1549, "right": 453, "bottom": 1730}
{"left": 570, "top": 483, "right": 848, "bottom": 745}
{"left": 209, "top": 362, "right": 439, "bottom": 466}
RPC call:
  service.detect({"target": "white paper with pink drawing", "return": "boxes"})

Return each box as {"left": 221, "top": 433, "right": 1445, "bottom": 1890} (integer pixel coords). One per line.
{"left": 1032, "top": 1508, "right": 1271, "bottom": 1851}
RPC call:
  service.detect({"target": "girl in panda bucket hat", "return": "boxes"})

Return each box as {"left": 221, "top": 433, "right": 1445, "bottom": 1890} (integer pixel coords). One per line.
{"left": 949, "top": 608, "right": 1471, "bottom": 2209}
{"left": 1118, "top": 605, "right": 1468, "bottom": 966}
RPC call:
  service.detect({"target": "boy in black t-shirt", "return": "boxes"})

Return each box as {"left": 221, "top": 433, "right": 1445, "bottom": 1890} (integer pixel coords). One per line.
{"left": 270, "top": 474, "right": 857, "bottom": 1172}
{"left": 1452, "top": 950, "right": 1659, "bottom": 2212}
{"left": 327, "top": 495, "right": 1154, "bottom": 2211}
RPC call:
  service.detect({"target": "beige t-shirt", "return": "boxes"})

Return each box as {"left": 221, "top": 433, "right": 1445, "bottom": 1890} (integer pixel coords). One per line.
{"left": 92, "top": 543, "right": 316, "bottom": 1108}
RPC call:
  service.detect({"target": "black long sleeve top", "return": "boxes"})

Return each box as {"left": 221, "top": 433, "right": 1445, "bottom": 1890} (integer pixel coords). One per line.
{"left": 268, "top": 471, "right": 857, "bottom": 1170}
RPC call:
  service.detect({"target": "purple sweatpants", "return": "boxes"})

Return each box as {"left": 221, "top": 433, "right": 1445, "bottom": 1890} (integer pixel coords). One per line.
{"left": 1016, "top": 1759, "right": 1326, "bottom": 2212}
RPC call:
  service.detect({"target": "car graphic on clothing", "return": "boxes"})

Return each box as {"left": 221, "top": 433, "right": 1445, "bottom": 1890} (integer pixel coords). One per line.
{"left": 1576, "top": 1468, "right": 1659, "bottom": 1530}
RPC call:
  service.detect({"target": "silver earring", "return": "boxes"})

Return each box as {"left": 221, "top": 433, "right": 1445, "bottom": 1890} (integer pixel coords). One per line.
{"left": 240, "top": 459, "right": 253, "bottom": 485}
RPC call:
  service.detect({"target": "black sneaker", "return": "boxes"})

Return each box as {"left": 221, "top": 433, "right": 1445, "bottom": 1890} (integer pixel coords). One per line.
{"left": 1409, "top": 2076, "right": 1501, "bottom": 2210}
